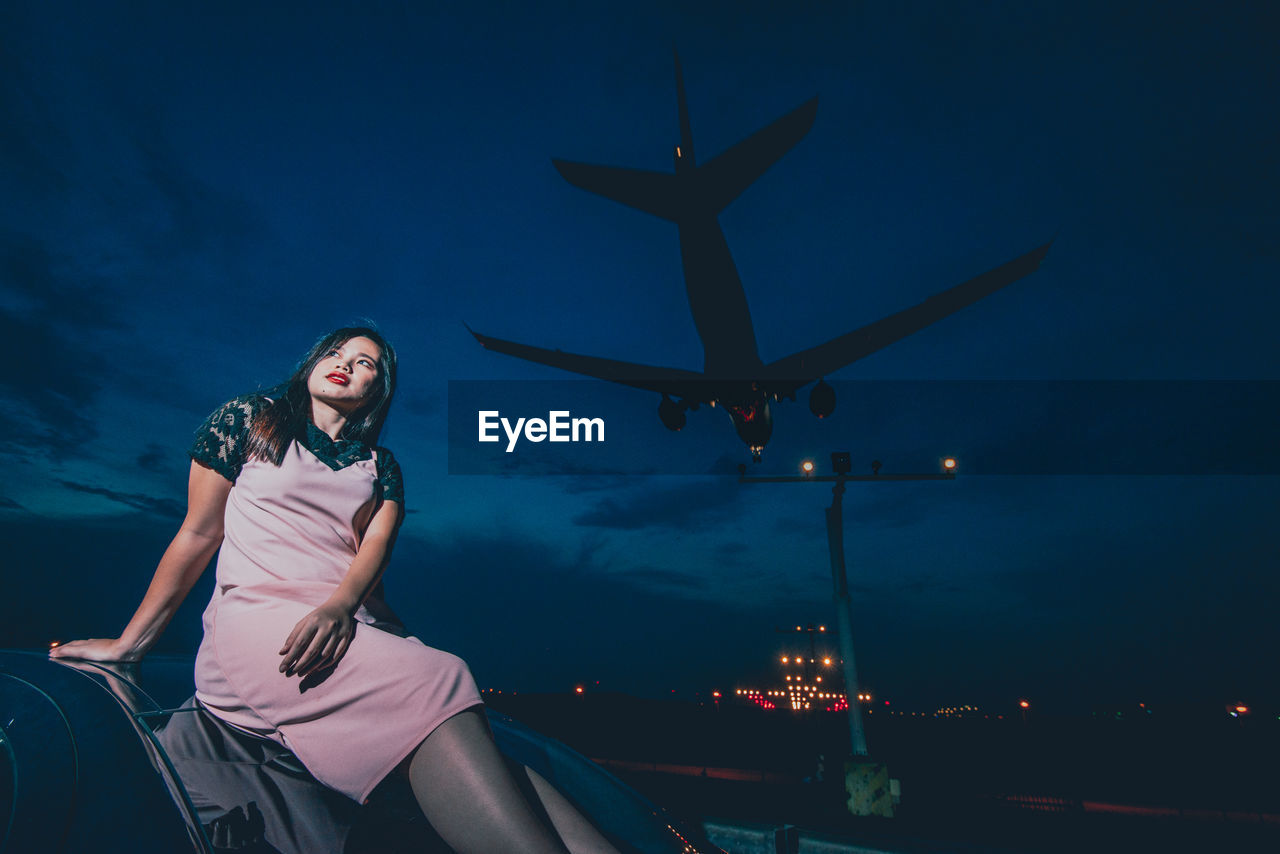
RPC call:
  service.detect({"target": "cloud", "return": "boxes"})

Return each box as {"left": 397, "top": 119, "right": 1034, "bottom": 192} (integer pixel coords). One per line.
{"left": 382, "top": 527, "right": 823, "bottom": 695}
{"left": 0, "top": 496, "right": 23, "bottom": 510}
{"left": 135, "top": 442, "right": 176, "bottom": 474}
{"left": 0, "top": 23, "right": 72, "bottom": 198}
{"left": 125, "top": 117, "right": 265, "bottom": 264}
{"left": 56, "top": 479, "right": 185, "bottom": 520}
{"left": 556, "top": 475, "right": 636, "bottom": 495}
{"left": 0, "top": 232, "right": 118, "bottom": 455}
{"left": 485, "top": 453, "right": 660, "bottom": 478}
{"left": 618, "top": 566, "right": 709, "bottom": 591}
{"left": 571, "top": 479, "right": 743, "bottom": 531}
{"left": 703, "top": 452, "right": 747, "bottom": 476}
{"left": 0, "top": 34, "right": 274, "bottom": 444}
{"left": 0, "top": 510, "right": 212, "bottom": 653}
{"left": 398, "top": 388, "right": 442, "bottom": 419}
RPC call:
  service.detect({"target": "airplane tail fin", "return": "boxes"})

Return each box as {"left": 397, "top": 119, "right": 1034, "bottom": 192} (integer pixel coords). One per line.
{"left": 674, "top": 48, "right": 695, "bottom": 167}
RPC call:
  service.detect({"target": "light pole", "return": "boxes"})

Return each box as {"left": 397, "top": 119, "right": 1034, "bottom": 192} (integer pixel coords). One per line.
{"left": 739, "top": 452, "right": 956, "bottom": 816}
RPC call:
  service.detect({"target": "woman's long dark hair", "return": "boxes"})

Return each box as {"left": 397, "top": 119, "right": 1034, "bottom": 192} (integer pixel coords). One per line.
{"left": 245, "top": 326, "right": 397, "bottom": 465}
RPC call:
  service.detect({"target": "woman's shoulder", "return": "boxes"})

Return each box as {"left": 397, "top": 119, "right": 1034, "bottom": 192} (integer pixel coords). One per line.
{"left": 370, "top": 445, "right": 404, "bottom": 504}
{"left": 211, "top": 391, "right": 275, "bottom": 420}
{"left": 189, "top": 390, "right": 278, "bottom": 482}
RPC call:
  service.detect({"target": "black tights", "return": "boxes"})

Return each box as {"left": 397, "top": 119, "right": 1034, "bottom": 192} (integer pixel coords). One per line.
{"left": 407, "top": 708, "right": 618, "bottom": 854}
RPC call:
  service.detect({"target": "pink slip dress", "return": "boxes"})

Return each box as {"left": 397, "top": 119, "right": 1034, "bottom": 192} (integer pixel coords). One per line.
{"left": 190, "top": 396, "right": 481, "bottom": 803}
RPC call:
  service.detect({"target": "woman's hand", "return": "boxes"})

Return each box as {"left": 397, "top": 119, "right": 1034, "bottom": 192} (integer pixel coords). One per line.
{"left": 278, "top": 602, "right": 355, "bottom": 678}
{"left": 49, "top": 638, "right": 141, "bottom": 663}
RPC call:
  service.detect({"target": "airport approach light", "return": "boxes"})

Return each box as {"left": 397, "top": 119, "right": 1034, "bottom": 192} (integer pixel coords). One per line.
{"left": 801, "top": 459, "right": 815, "bottom": 475}
{"left": 739, "top": 455, "right": 957, "bottom": 760}
{"left": 1019, "top": 699, "right": 1030, "bottom": 709}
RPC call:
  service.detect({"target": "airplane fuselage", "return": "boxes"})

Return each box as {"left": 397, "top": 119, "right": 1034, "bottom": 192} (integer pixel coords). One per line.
{"left": 675, "top": 216, "right": 762, "bottom": 378}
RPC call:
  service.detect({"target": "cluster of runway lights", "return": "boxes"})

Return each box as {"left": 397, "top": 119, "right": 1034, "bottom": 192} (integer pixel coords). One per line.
{"left": 736, "top": 686, "right": 858, "bottom": 713}
{"left": 485, "top": 687, "right": 1266, "bottom": 721}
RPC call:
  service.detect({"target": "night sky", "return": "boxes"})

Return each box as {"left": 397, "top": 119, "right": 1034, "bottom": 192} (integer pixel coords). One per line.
{"left": 2, "top": 2, "right": 1276, "bottom": 713}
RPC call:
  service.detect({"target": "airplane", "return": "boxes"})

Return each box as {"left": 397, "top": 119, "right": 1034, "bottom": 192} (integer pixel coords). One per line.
{"left": 470, "top": 52, "right": 1052, "bottom": 462}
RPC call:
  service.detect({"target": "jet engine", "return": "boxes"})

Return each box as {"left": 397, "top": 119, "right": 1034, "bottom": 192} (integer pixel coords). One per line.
{"left": 658, "top": 396, "right": 686, "bottom": 431}
{"left": 808, "top": 379, "right": 836, "bottom": 418}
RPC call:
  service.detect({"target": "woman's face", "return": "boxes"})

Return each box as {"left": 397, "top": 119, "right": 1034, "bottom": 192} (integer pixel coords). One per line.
{"left": 307, "top": 336, "right": 383, "bottom": 413}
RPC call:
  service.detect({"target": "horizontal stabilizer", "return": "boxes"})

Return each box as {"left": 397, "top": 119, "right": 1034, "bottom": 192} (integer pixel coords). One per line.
{"left": 761, "top": 241, "right": 1054, "bottom": 389}
{"left": 468, "top": 326, "right": 714, "bottom": 401}
{"left": 552, "top": 161, "right": 683, "bottom": 221}
{"left": 700, "top": 97, "right": 818, "bottom": 214}
{"left": 553, "top": 96, "right": 816, "bottom": 221}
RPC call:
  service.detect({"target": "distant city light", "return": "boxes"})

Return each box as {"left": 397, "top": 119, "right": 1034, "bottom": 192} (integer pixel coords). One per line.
{"left": 1019, "top": 699, "right": 1030, "bottom": 709}
{"left": 822, "top": 657, "right": 831, "bottom": 665}
{"left": 818, "top": 626, "right": 825, "bottom": 631}
{"left": 781, "top": 656, "right": 788, "bottom": 663}
{"left": 1235, "top": 705, "right": 1249, "bottom": 714}
{"left": 575, "top": 686, "right": 584, "bottom": 694}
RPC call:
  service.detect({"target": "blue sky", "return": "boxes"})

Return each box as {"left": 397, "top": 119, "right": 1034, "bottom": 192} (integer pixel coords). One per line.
{"left": 2, "top": 1, "right": 1276, "bottom": 711}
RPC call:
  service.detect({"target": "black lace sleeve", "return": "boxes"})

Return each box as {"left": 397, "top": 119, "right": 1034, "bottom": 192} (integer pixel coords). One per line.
{"left": 189, "top": 394, "right": 271, "bottom": 482}
{"left": 374, "top": 447, "right": 404, "bottom": 504}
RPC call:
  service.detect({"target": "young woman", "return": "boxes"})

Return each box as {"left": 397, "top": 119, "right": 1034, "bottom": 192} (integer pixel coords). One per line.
{"left": 51, "top": 327, "right": 615, "bottom": 854}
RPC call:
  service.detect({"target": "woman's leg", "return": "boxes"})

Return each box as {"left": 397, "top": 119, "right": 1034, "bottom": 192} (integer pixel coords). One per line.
{"left": 520, "top": 766, "right": 621, "bottom": 854}
{"left": 407, "top": 707, "right": 569, "bottom": 854}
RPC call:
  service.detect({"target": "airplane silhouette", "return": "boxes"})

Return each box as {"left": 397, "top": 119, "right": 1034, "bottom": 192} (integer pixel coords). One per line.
{"left": 471, "top": 52, "right": 1052, "bottom": 462}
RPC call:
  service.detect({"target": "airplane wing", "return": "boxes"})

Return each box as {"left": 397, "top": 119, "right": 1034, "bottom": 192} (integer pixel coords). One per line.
{"left": 468, "top": 327, "right": 714, "bottom": 401}
{"left": 759, "top": 240, "right": 1054, "bottom": 391}
{"left": 551, "top": 161, "right": 682, "bottom": 222}
{"left": 699, "top": 97, "right": 819, "bottom": 214}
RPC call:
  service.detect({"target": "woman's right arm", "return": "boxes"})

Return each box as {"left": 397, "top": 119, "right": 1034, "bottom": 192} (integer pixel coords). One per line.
{"left": 50, "top": 461, "right": 233, "bottom": 663}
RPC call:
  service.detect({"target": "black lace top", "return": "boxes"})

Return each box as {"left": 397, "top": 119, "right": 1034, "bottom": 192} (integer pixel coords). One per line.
{"left": 188, "top": 393, "right": 404, "bottom": 504}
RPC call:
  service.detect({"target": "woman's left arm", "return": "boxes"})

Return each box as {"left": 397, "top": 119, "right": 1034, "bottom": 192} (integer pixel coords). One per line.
{"left": 277, "top": 499, "right": 403, "bottom": 678}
